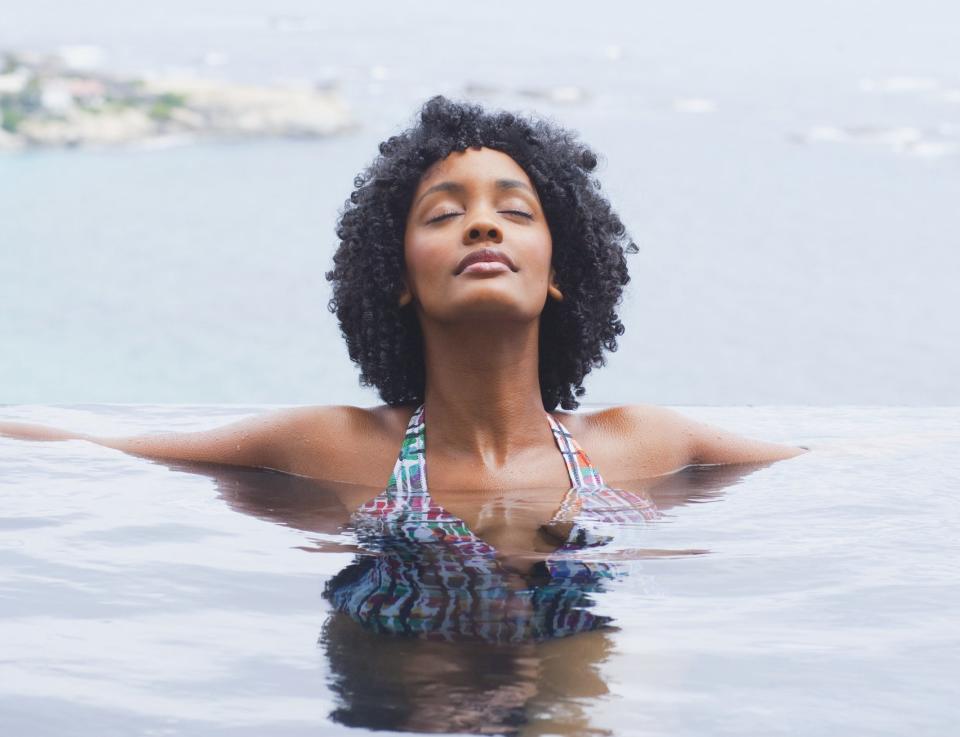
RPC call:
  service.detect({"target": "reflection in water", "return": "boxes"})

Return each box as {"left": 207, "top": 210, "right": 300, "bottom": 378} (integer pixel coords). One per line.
{"left": 162, "top": 459, "right": 766, "bottom": 735}
{"left": 326, "top": 543, "right": 614, "bottom": 643}
{"left": 322, "top": 614, "right": 541, "bottom": 734}
{"left": 327, "top": 476, "right": 659, "bottom": 644}
{"left": 321, "top": 500, "right": 627, "bottom": 735}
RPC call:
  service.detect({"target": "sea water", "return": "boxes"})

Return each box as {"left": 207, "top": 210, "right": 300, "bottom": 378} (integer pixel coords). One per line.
{"left": 0, "top": 404, "right": 957, "bottom": 735}
{"left": 2, "top": 0, "right": 960, "bottom": 406}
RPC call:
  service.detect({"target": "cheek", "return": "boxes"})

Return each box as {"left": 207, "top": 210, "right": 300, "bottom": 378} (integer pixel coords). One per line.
{"left": 403, "top": 234, "right": 446, "bottom": 291}
{"left": 522, "top": 228, "right": 554, "bottom": 277}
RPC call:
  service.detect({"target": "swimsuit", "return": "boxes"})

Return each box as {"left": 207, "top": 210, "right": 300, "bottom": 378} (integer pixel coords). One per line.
{"left": 324, "top": 404, "right": 660, "bottom": 643}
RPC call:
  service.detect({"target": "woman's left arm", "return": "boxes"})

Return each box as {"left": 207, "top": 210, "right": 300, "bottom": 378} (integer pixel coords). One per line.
{"left": 683, "top": 416, "right": 808, "bottom": 465}
{"left": 615, "top": 405, "right": 808, "bottom": 470}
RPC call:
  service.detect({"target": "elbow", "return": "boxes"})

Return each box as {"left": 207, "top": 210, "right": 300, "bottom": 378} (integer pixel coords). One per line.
{"left": 690, "top": 441, "right": 810, "bottom": 467}
{"left": 783, "top": 444, "right": 810, "bottom": 458}
{"left": 747, "top": 442, "right": 810, "bottom": 464}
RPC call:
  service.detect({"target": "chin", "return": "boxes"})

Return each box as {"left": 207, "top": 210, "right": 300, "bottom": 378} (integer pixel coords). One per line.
{"left": 432, "top": 293, "right": 544, "bottom": 324}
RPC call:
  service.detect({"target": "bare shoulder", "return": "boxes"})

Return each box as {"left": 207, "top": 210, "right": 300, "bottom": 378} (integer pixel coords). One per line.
{"left": 117, "top": 402, "right": 413, "bottom": 484}
{"left": 268, "top": 403, "right": 414, "bottom": 483}
{"left": 265, "top": 403, "right": 409, "bottom": 438}
{"left": 552, "top": 404, "right": 807, "bottom": 479}
{"left": 552, "top": 404, "right": 696, "bottom": 479}
{"left": 1, "top": 403, "right": 412, "bottom": 488}
{"left": 561, "top": 404, "right": 688, "bottom": 435}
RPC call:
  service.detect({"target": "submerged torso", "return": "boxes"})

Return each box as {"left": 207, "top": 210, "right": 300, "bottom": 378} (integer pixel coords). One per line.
{"left": 324, "top": 405, "right": 661, "bottom": 643}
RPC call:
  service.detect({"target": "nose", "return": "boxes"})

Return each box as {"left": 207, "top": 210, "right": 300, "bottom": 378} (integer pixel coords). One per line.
{"left": 463, "top": 217, "right": 503, "bottom": 245}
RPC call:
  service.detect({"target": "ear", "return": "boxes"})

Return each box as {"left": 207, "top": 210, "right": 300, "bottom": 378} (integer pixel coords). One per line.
{"left": 548, "top": 268, "right": 564, "bottom": 302}
{"left": 398, "top": 280, "right": 412, "bottom": 307}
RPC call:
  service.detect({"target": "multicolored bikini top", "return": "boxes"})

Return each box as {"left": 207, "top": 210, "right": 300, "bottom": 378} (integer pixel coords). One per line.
{"left": 324, "top": 405, "right": 660, "bottom": 644}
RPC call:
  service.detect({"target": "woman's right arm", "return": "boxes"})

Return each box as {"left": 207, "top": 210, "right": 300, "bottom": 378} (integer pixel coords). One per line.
{"left": 0, "top": 406, "right": 346, "bottom": 475}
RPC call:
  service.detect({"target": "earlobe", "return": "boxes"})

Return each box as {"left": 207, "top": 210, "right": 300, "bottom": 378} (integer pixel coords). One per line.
{"left": 548, "top": 270, "right": 564, "bottom": 302}
{"left": 398, "top": 284, "right": 412, "bottom": 307}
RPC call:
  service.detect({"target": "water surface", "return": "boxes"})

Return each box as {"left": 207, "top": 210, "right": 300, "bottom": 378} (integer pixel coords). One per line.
{"left": 1, "top": 404, "right": 956, "bottom": 735}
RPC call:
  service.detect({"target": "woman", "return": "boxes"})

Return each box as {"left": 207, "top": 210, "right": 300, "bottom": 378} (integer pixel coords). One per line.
{"left": 2, "top": 98, "right": 806, "bottom": 731}
{"left": 1, "top": 96, "right": 805, "bottom": 549}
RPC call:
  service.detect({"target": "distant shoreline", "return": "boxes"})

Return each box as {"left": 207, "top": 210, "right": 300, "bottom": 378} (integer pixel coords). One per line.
{"left": 0, "top": 49, "right": 357, "bottom": 151}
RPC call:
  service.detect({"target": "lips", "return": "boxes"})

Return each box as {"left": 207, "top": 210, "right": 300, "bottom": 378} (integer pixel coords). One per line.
{"left": 454, "top": 248, "right": 518, "bottom": 275}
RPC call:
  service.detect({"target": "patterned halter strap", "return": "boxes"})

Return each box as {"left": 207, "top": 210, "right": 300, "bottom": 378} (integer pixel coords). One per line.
{"left": 333, "top": 404, "right": 630, "bottom": 645}
{"left": 385, "top": 404, "right": 605, "bottom": 502}
{"left": 544, "top": 412, "right": 606, "bottom": 489}
{"left": 357, "top": 403, "right": 660, "bottom": 549}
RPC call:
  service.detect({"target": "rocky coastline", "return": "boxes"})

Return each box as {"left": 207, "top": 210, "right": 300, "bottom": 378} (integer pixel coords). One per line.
{"left": 0, "top": 50, "right": 356, "bottom": 150}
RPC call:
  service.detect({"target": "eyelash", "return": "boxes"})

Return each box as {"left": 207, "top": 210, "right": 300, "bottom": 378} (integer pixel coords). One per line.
{"left": 427, "top": 210, "right": 533, "bottom": 224}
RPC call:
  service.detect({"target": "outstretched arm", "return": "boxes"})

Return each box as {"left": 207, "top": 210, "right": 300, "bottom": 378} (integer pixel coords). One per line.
{"left": 612, "top": 404, "right": 808, "bottom": 474}
{"left": 0, "top": 407, "right": 328, "bottom": 473}
{"left": 685, "top": 416, "right": 808, "bottom": 465}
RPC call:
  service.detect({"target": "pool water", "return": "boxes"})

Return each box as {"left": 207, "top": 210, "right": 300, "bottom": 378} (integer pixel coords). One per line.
{"left": 0, "top": 405, "right": 957, "bottom": 736}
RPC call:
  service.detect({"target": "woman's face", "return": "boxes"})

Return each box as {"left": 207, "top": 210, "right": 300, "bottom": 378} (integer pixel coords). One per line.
{"left": 403, "top": 146, "right": 555, "bottom": 324}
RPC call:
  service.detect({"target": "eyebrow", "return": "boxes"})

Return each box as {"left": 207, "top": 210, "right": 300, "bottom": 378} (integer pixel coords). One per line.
{"left": 413, "top": 178, "right": 535, "bottom": 207}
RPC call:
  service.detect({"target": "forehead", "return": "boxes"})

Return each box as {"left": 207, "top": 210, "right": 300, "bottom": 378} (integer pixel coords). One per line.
{"left": 415, "top": 146, "right": 532, "bottom": 191}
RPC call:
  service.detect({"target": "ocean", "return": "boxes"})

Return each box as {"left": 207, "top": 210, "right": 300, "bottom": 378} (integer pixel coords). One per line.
{"left": 1, "top": 0, "right": 958, "bottom": 405}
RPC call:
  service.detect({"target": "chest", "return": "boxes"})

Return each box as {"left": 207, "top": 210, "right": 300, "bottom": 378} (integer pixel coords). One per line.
{"left": 422, "top": 442, "right": 575, "bottom": 493}
{"left": 426, "top": 486, "right": 577, "bottom": 554}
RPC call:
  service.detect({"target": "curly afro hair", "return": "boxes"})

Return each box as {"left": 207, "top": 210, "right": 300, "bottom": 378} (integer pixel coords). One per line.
{"left": 326, "top": 95, "right": 637, "bottom": 411}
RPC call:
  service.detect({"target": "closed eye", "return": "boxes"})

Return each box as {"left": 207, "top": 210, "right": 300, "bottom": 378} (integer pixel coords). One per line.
{"left": 427, "top": 209, "right": 533, "bottom": 224}
{"left": 426, "top": 211, "right": 462, "bottom": 224}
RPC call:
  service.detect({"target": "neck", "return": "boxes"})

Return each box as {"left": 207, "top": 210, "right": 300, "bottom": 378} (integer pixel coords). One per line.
{"left": 420, "top": 317, "right": 551, "bottom": 462}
